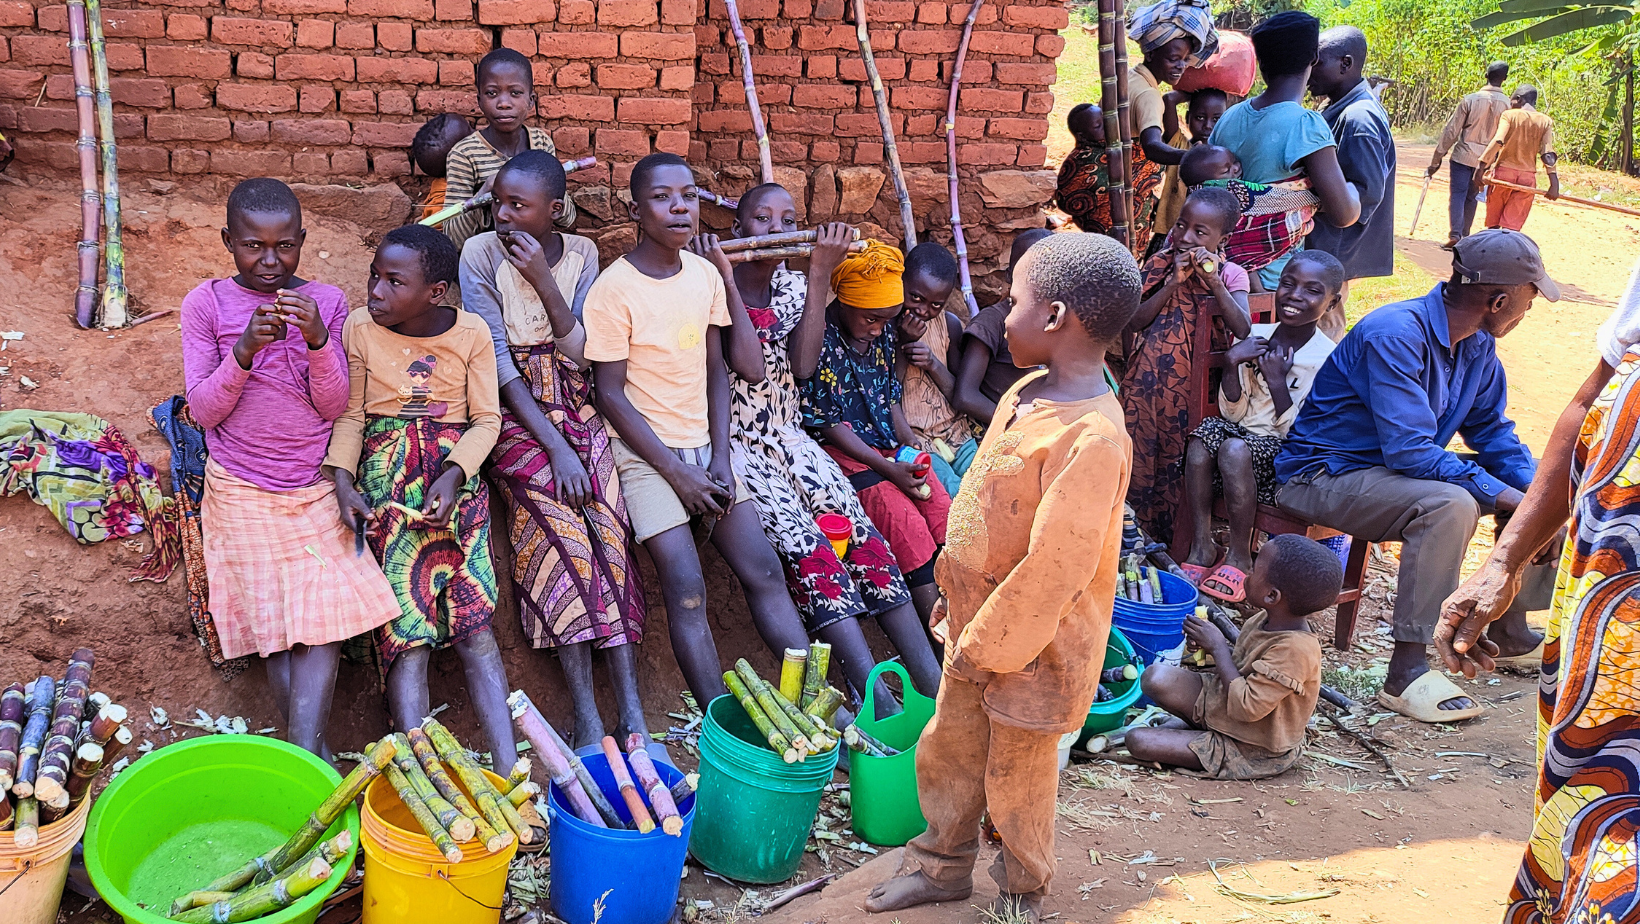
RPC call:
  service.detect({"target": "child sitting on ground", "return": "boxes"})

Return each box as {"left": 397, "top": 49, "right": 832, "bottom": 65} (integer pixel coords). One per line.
{"left": 1154, "top": 88, "right": 1230, "bottom": 249}
{"left": 458, "top": 150, "right": 649, "bottom": 747}
{"left": 1180, "top": 251, "right": 1343, "bottom": 602}
{"left": 1127, "top": 534, "right": 1338, "bottom": 779}
{"left": 182, "top": 178, "right": 401, "bottom": 758}
{"left": 1055, "top": 103, "right": 1112, "bottom": 235}
{"left": 865, "top": 232, "right": 1141, "bottom": 924}
{"left": 1180, "top": 144, "right": 1321, "bottom": 294}
{"left": 411, "top": 113, "right": 475, "bottom": 224}
{"left": 801, "top": 240, "right": 953, "bottom": 628}
{"left": 895, "top": 241, "right": 978, "bottom": 496}
{"left": 442, "top": 48, "right": 576, "bottom": 251}
{"left": 954, "top": 229, "right": 1051, "bottom": 427}
{"left": 724, "top": 184, "right": 941, "bottom": 699}
{"left": 586, "top": 153, "right": 815, "bottom": 705}
{"left": 1123, "top": 186, "right": 1251, "bottom": 541}
{"left": 324, "top": 224, "right": 516, "bottom": 765}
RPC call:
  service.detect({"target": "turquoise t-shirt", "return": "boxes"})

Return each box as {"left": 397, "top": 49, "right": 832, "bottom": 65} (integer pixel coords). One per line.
{"left": 1210, "top": 100, "right": 1336, "bottom": 287}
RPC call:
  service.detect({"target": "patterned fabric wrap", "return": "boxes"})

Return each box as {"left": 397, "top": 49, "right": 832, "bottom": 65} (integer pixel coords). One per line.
{"left": 1127, "top": 0, "right": 1219, "bottom": 66}
{"left": 1189, "top": 415, "right": 1283, "bottom": 506}
{"left": 489, "top": 343, "right": 646, "bottom": 649}
{"left": 731, "top": 268, "right": 912, "bottom": 631}
{"left": 359, "top": 416, "right": 497, "bottom": 666}
{"left": 1505, "top": 350, "right": 1640, "bottom": 924}
{"left": 1129, "top": 146, "right": 1167, "bottom": 259}
{"left": 1205, "top": 177, "right": 1319, "bottom": 274}
{"left": 1056, "top": 146, "right": 1113, "bottom": 235}
{"left": 0, "top": 409, "right": 177, "bottom": 581}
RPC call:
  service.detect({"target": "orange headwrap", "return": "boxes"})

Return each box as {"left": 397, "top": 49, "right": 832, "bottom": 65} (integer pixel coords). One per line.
{"left": 829, "top": 239, "right": 905, "bottom": 311}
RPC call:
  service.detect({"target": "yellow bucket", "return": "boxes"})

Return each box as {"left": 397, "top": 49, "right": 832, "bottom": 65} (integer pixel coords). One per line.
{"left": 0, "top": 800, "right": 90, "bottom": 924}
{"left": 360, "top": 769, "right": 519, "bottom": 924}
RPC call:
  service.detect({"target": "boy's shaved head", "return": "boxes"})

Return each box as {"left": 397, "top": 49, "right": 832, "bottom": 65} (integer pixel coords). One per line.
{"left": 1179, "top": 144, "right": 1238, "bottom": 186}
{"left": 1186, "top": 88, "right": 1228, "bottom": 112}
{"left": 1287, "top": 250, "right": 1345, "bottom": 295}
{"left": 382, "top": 224, "right": 459, "bottom": 286}
{"left": 905, "top": 241, "right": 959, "bottom": 285}
{"left": 1514, "top": 84, "right": 1539, "bottom": 105}
{"left": 1486, "top": 60, "right": 1509, "bottom": 85}
{"left": 735, "top": 182, "right": 790, "bottom": 223}
{"left": 629, "top": 151, "right": 691, "bottom": 193}
{"left": 1183, "top": 186, "right": 1242, "bottom": 235}
{"left": 1010, "top": 228, "right": 1053, "bottom": 269}
{"left": 477, "top": 47, "right": 531, "bottom": 83}
{"left": 497, "top": 149, "right": 567, "bottom": 202}
{"left": 227, "top": 177, "right": 301, "bottom": 226}
{"left": 1022, "top": 232, "right": 1141, "bottom": 340}
{"left": 1260, "top": 534, "right": 1344, "bottom": 616}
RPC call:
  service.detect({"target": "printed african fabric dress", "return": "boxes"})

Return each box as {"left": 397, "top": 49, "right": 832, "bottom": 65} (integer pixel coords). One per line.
{"left": 1056, "top": 146, "right": 1112, "bottom": 236}
{"left": 1505, "top": 350, "right": 1640, "bottom": 924}
{"left": 729, "top": 267, "right": 912, "bottom": 632}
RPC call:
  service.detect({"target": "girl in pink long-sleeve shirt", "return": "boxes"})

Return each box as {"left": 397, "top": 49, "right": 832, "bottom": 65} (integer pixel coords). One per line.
{"left": 180, "top": 178, "right": 398, "bottom": 758}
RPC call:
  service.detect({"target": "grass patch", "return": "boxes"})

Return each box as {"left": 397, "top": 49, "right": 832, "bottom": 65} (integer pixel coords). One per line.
{"left": 1322, "top": 662, "right": 1387, "bottom": 702}
{"left": 1344, "top": 250, "right": 1439, "bottom": 327}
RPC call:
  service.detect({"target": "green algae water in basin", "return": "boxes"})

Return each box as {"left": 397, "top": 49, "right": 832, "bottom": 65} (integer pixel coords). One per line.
{"left": 85, "top": 735, "right": 360, "bottom": 924}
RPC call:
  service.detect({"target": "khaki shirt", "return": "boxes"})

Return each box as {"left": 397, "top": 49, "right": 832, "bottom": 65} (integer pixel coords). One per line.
{"left": 1433, "top": 86, "right": 1510, "bottom": 169}
{"left": 1482, "top": 105, "right": 1555, "bottom": 173}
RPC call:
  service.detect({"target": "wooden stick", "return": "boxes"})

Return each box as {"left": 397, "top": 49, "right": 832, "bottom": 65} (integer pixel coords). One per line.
{"left": 383, "top": 762, "right": 464, "bottom": 862}
{"left": 0, "top": 682, "right": 24, "bottom": 792}
{"left": 1484, "top": 176, "right": 1640, "bottom": 218}
{"left": 723, "top": 0, "right": 773, "bottom": 184}
{"left": 405, "top": 728, "right": 510, "bottom": 853}
{"left": 425, "top": 719, "right": 536, "bottom": 843}
{"left": 86, "top": 0, "right": 126, "bottom": 328}
{"left": 725, "top": 241, "right": 869, "bottom": 264}
{"left": 13, "top": 676, "right": 54, "bottom": 798}
{"left": 389, "top": 734, "right": 475, "bottom": 842}
{"left": 65, "top": 0, "right": 100, "bottom": 329}
{"left": 504, "top": 692, "right": 611, "bottom": 828}
{"left": 1321, "top": 704, "right": 1409, "bottom": 788}
{"left": 854, "top": 0, "right": 916, "bottom": 251}
{"left": 602, "top": 736, "right": 654, "bottom": 833}
{"left": 945, "top": 0, "right": 986, "bottom": 316}
{"left": 625, "top": 734, "right": 683, "bottom": 836}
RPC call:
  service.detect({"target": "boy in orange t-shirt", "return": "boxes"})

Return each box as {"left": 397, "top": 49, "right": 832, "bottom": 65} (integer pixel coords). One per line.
{"left": 866, "top": 233, "right": 1142, "bottom": 923}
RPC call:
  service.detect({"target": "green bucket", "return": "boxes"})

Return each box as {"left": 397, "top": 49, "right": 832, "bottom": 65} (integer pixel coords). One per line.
{"left": 690, "top": 694, "right": 839, "bottom": 883}
{"left": 85, "top": 735, "right": 360, "bottom": 924}
{"left": 1081, "top": 626, "right": 1145, "bottom": 742}
{"left": 848, "top": 661, "right": 934, "bottom": 847}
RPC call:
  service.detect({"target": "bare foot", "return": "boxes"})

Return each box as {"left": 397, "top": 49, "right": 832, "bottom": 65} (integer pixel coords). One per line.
{"left": 985, "top": 893, "right": 1043, "bottom": 924}
{"left": 864, "top": 871, "right": 972, "bottom": 913}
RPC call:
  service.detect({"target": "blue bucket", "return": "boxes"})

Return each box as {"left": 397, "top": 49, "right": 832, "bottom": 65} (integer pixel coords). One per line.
{"left": 1112, "top": 569, "right": 1196, "bottom": 667}
{"left": 547, "top": 752, "right": 696, "bottom": 924}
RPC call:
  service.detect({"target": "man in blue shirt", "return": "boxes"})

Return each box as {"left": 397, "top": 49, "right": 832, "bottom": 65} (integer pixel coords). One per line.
{"left": 1306, "top": 26, "right": 1395, "bottom": 341}
{"left": 1274, "top": 230, "right": 1558, "bottom": 723}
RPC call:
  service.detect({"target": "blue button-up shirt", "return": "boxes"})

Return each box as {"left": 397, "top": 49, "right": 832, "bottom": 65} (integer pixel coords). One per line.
{"left": 1274, "top": 284, "right": 1536, "bottom": 502}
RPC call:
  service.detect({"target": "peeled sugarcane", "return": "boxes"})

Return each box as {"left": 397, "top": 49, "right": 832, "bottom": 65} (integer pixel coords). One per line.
{"left": 779, "top": 648, "right": 807, "bottom": 704}
{"left": 419, "top": 156, "right": 597, "bottom": 226}
{"left": 944, "top": 0, "right": 986, "bottom": 316}
{"left": 804, "top": 686, "right": 845, "bottom": 725}
{"left": 504, "top": 693, "right": 609, "bottom": 828}
{"left": 0, "top": 682, "right": 24, "bottom": 792}
{"left": 853, "top": 0, "right": 916, "bottom": 252}
{"left": 425, "top": 718, "right": 536, "bottom": 843}
{"left": 602, "top": 736, "right": 654, "bottom": 833}
{"left": 193, "top": 736, "right": 395, "bottom": 896}
{"left": 1097, "top": 0, "right": 1130, "bottom": 247}
{"left": 501, "top": 758, "right": 531, "bottom": 794}
{"left": 405, "top": 727, "right": 511, "bottom": 853}
{"left": 65, "top": 0, "right": 101, "bottom": 329}
{"left": 505, "top": 781, "right": 540, "bottom": 808}
{"left": 505, "top": 692, "right": 620, "bottom": 827}
{"left": 625, "top": 734, "right": 683, "bottom": 836}
{"left": 843, "top": 724, "right": 900, "bottom": 757}
{"left": 723, "top": 671, "right": 798, "bottom": 762}
{"left": 735, "top": 660, "right": 810, "bottom": 757}
{"left": 13, "top": 675, "right": 54, "bottom": 798}
{"left": 800, "top": 643, "right": 831, "bottom": 709}
{"left": 383, "top": 761, "right": 464, "bottom": 862}
{"left": 14, "top": 797, "right": 39, "bottom": 848}
{"left": 389, "top": 734, "right": 475, "bottom": 843}
{"left": 86, "top": 0, "right": 126, "bottom": 328}
{"left": 172, "top": 831, "right": 351, "bottom": 916}
{"left": 36, "top": 648, "right": 94, "bottom": 805}
{"left": 722, "top": 0, "right": 773, "bottom": 184}
{"left": 172, "top": 857, "right": 333, "bottom": 924}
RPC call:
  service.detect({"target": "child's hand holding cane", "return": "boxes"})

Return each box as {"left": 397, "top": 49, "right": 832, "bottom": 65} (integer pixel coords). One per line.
{"left": 233, "top": 305, "right": 287, "bottom": 369}
{"left": 420, "top": 465, "right": 465, "bottom": 530}
{"left": 276, "top": 289, "right": 327, "bottom": 349}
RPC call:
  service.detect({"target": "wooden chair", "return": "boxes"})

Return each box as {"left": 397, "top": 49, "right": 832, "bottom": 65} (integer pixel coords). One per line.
{"left": 1168, "top": 291, "right": 1370, "bottom": 650}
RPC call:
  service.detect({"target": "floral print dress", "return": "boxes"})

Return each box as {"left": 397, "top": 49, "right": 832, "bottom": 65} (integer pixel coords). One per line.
{"left": 729, "top": 268, "right": 913, "bottom": 631}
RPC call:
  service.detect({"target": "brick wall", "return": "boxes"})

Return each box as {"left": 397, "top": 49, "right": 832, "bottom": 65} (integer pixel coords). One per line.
{"left": 0, "top": 0, "right": 1064, "bottom": 295}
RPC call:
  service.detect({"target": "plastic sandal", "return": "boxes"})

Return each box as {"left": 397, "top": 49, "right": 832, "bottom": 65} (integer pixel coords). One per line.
{"left": 1179, "top": 563, "right": 1211, "bottom": 586}
{"left": 1377, "top": 671, "right": 1483, "bottom": 723}
{"left": 1199, "top": 564, "right": 1247, "bottom": 602}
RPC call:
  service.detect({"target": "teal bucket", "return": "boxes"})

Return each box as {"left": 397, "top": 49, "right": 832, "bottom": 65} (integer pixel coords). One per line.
{"left": 1080, "top": 626, "right": 1145, "bottom": 744}
{"left": 690, "top": 694, "right": 839, "bottom": 883}
{"left": 848, "top": 661, "right": 934, "bottom": 847}
{"left": 85, "top": 735, "right": 359, "bottom": 924}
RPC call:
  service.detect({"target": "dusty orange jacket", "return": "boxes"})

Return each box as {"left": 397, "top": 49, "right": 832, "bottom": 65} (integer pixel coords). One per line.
{"left": 937, "top": 370, "right": 1132, "bottom": 733}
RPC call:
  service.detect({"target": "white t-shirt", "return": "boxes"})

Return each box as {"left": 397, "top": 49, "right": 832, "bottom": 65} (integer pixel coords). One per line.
{"left": 1599, "top": 255, "right": 1640, "bottom": 367}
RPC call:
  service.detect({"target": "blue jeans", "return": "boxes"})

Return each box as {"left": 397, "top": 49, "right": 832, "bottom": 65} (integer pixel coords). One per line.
{"left": 1448, "top": 161, "right": 1480, "bottom": 240}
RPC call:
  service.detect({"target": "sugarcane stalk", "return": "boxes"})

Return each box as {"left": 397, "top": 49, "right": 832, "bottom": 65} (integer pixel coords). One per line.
{"left": 1114, "top": 0, "right": 1134, "bottom": 242}
{"left": 801, "top": 643, "right": 831, "bottom": 709}
{"left": 503, "top": 691, "right": 621, "bottom": 827}
{"left": 779, "top": 649, "right": 808, "bottom": 704}
{"left": 86, "top": 703, "right": 126, "bottom": 748}
{"left": 383, "top": 761, "right": 463, "bottom": 862}
{"left": 405, "top": 728, "right": 511, "bottom": 853}
{"left": 625, "top": 734, "right": 683, "bottom": 836}
{"left": 65, "top": 0, "right": 100, "bottom": 329}
{"left": 425, "top": 718, "right": 537, "bottom": 843}
{"left": 945, "top": 0, "right": 985, "bottom": 316}
{"left": 86, "top": 0, "right": 125, "bottom": 328}
{"left": 669, "top": 772, "right": 698, "bottom": 805}
{"left": 1097, "top": 0, "right": 1129, "bottom": 247}
{"left": 501, "top": 757, "right": 530, "bottom": 794}
{"left": 419, "top": 156, "right": 597, "bottom": 227}
{"left": 805, "top": 686, "right": 846, "bottom": 725}
{"left": 172, "top": 857, "right": 333, "bottom": 924}
{"left": 389, "top": 734, "right": 475, "bottom": 843}
{"left": 13, "top": 676, "right": 54, "bottom": 798}
{"left": 601, "top": 736, "right": 654, "bottom": 833}
{"left": 100, "top": 724, "right": 131, "bottom": 769}
{"left": 0, "top": 682, "right": 24, "bottom": 792}
{"left": 723, "top": 671, "right": 797, "bottom": 761}
{"left": 844, "top": 724, "right": 900, "bottom": 756}
{"left": 735, "top": 660, "right": 810, "bottom": 757}
{"left": 727, "top": 241, "right": 867, "bottom": 264}
{"left": 719, "top": 228, "right": 862, "bottom": 253}
{"left": 563, "top": 155, "right": 596, "bottom": 174}
{"left": 64, "top": 744, "right": 103, "bottom": 810}
{"left": 13, "top": 797, "right": 39, "bottom": 848}
{"left": 169, "top": 892, "right": 235, "bottom": 917}
{"left": 854, "top": 0, "right": 916, "bottom": 251}
{"left": 505, "top": 780, "right": 539, "bottom": 808}
{"left": 173, "top": 831, "right": 351, "bottom": 917}
{"left": 698, "top": 190, "right": 740, "bottom": 210}
{"left": 503, "top": 693, "right": 610, "bottom": 828}
{"left": 0, "top": 793, "right": 12, "bottom": 831}
{"left": 764, "top": 683, "right": 835, "bottom": 752}
{"left": 722, "top": 0, "right": 773, "bottom": 183}
{"left": 36, "top": 649, "right": 94, "bottom": 805}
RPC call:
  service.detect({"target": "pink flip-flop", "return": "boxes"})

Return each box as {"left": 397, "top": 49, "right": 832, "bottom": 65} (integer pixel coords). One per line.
{"left": 1200, "top": 564, "right": 1247, "bottom": 603}
{"left": 1179, "top": 562, "right": 1211, "bottom": 586}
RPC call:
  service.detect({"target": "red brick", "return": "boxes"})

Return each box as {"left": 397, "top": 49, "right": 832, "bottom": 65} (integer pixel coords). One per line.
{"left": 349, "top": 0, "right": 433, "bottom": 15}
{"left": 10, "top": 35, "right": 67, "bottom": 67}
{"left": 747, "top": 54, "right": 799, "bottom": 78}
{"left": 987, "top": 117, "right": 1046, "bottom": 140}
{"left": 555, "top": 61, "right": 590, "bottom": 86}
{"left": 908, "top": 58, "right": 938, "bottom": 82}
{"left": 915, "top": 1, "right": 943, "bottom": 23}
{"left": 415, "top": 88, "right": 479, "bottom": 113}
{"left": 589, "top": 63, "right": 650, "bottom": 90}
{"left": 554, "top": 124, "right": 589, "bottom": 152}
{"left": 659, "top": 65, "right": 692, "bottom": 90}
{"left": 770, "top": 111, "right": 833, "bottom": 134}
{"left": 655, "top": 128, "right": 689, "bottom": 154}
{"left": 167, "top": 14, "right": 208, "bottom": 39}
{"left": 340, "top": 88, "right": 376, "bottom": 113}
{"left": 217, "top": 83, "right": 297, "bottom": 112}
{"left": 173, "top": 84, "right": 211, "bottom": 108}
{"left": 811, "top": 139, "right": 839, "bottom": 161}
{"left": 238, "top": 51, "right": 275, "bottom": 78}
{"left": 379, "top": 87, "right": 414, "bottom": 113}
{"left": 535, "top": 31, "right": 619, "bottom": 58}
{"left": 378, "top": 22, "right": 413, "bottom": 49}
{"left": 213, "top": 17, "right": 295, "bottom": 46}
{"left": 478, "top": 0, "right": 555, "bottom": 22}
{"left": 595, "top": 127, "right": 649, "bottom": 156}
{"left": 539, "top": 93, "right": 614, "bottom": 121}
{"left": 414, "top": 28, "right": 486, "bottom": 53}
{"left": 806, "top": 55, "right": 836, "bottom": 78}
{"left": 214, "top": 150, "right": 292, "bottom": 175}
{"left": 1036, "top": 33, "right": 1064, "bottom": 57}
{"left": 232, "top": 120, "right": 269, "bottom": 143}
{"left": 904, "top": 113, "right": 934, "bottom": 134}
{"left": 356, "top": 56, "right": 437, "bottom": 83}
{"left": 598, "top": 0, "right": 656, "bottom": 25}
{"left": 433, "top": 60, "right": 469, "bottom": 85}
{"left": 835, "top": 112, "right": 893, "bottom": 136}
{"left": 620, "top": 31, "right": 693, "bottom": 58}
{"left": 1016, "top": 144, "right": 1046, "bottom": 167}
{"left": 33, "top": 3, "right": 65, "bottom": 30}
{"left": 291, "top": 151, "right": 328, "bottom": 175}
{"left": 866, "top": 0, "right": 913, "bottom": 19}
{"left": 617, "top": 96, "right": 690, "bottom": 124}
{"left": 0, "top": 68, "right": 40, "bottom": 100}
{"left": 271, "top": 117, "right": 352, "bottom": 144}
{"left": 14, "top": 105, "right": 77, "bottom": 134}
{"left": 558, "top": 0, "right": 593, "bottom": 21}
{"left": 0, "top": 1, "right": 30, "bottom": 27}
{"left": 171, "top": 148, "right": 209, "bottom": 173}
{"left": 660, "top": 0, "right": 693, "bottom": 23}
{"left": 956, "top": 142, "right": 1015, "bottom": 165}
{"left": 897, "top": 29, "right": 961, "bottom": 54}
{"left": 1001, "top": 3, "right": 1066, "bottom": 29}
{"left": 960, "top": 88, "right": 1023, "bottom": 111}
{"left": 697, "top": 109, "right": 750, "bottom": 133}
{"left": 691, "top": 81, "right": 713, "bottom": 104}
{"left": 530, "top": 59, "right": 553, "bottom": 84}
{"left": 761, "top": 24, "right": 793, "bottom": 49}
{"left": 300, "top": 85, "right": 335, "bottom": 112}
{"left": 94, "top": 78, "right": 170, "bottom": 108}
{"left": 121, "top": 145, "right": 169, "bottom": 172}
{"left": 695, "top": 23, "right": 719, "bottom": 45}
{"left": 904, "top": 141, "right": 948, "bottom": 163}
{"left": 793, "top": 83, "right": 856, "bottom": 109}
{"left": 499, "top": 27, "right": 535, "bottom": 53}
{"left": 969, "top": 30, "right": 1031, "bottom": 55}
{"left": 146, "top": 46, "right": 232, "bottom": 78}
{"left": 797, "top": 24, "right": 852, "bottom": 50}
{"left": 944, "top": 59, "right": 990, "bottom": 83}
{"left": 1025, "top": 90, "right": 1053, "bottom": 114}
{"left": 148, "top": 114, "right": 231, "bottom": 141}
{"left": 263, "top": 0, "right": 346, "bottom": 11}
{"left": 332, "top": 149, "right": 368, "bottom": 174}
{"left": 335, "top": 22, "right": 373, "bottom": 47}
{"left": 954, "top": 114, "right": 985, "bottom": 137}
{"left": 99, "top": 8, "right": 167, "bottom": 36}
{"left": 995, "top": 62, "right": 1055, "bottom": 87}
{"left": 853, "top": 142, "right": 881, "bottom": 164}
{"left": 351, "top": 120, "right": 416, "bottom": 146}
{"left": 706, "top": 138, "right": 736, "bottom": 160}
{"left": 840, "top": 56, "right": 904, "bottom": 82}
{"left": 743, "top": 82, "right": 790, "bottom": 105}
{"left": 436, "top": 0, "right": 473, "bottom": 18}
{"left": 784, "top": 0, "right": 811, "bottom": 14}
{"left": 371, "top": 149, "right": 412, "bottom": 177}
{"left": 296, "top": 19, "right": 334, "bottom": 47}
{"left": 892, "top": 85, "right": 948, "bottom": 110}
{"left": 276, "top": 53, "right": 353, "bottom": 81}
{"left": 0, "top": 38, "right": 11, "bottom": 64}
{"left": 770, "top": 140, "right": 805, "bottom": 162}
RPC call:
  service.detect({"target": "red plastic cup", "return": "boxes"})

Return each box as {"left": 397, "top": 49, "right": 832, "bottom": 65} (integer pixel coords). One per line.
{"left": 817, "top": 513, "right": 852, "bottom": 559}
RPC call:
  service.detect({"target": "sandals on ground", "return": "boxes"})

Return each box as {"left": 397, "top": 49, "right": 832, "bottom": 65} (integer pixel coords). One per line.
{"left": 1199, "top": 564, "right": 1247, "bottom": 602}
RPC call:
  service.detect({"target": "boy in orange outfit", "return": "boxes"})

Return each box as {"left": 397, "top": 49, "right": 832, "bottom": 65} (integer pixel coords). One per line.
{"left": 865, "top": 232, "right": 1143, "bottom": 923}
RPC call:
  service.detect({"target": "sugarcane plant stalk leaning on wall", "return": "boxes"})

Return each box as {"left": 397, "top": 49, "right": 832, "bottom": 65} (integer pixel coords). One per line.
{"left": 723, "top": 0, "right": 774, "bottom": 184}
{"left": 1113, "top": 0, "right": 1134, "bottom": 240}
{"left": 854, "top": 0, "right": 918, "bottom": 252}
{"left": 86, "top": 0, "right": 127, "bottom": 328}
{"left": 945, "top": 0, "right": 985, "bottom": 316}
{"left": 65, "top": 0, "right": 100, "bottom": 330}
{"left": 1098, "top": 0, "right": 1131, "bottom": 246}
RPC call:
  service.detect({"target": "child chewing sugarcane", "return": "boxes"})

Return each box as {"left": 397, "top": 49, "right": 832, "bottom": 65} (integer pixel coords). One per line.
{"left": 324, "top": 225, "right": 517, "bottom": 767}
{"left": 896, "top": 241, "right": 980, "bottom": 497}
{"left": 181, "top": 178, "right": 399, "bottom": 759}
{"left": 725, "top": 183, "right": 941, "bottom": 703}
{"left": 867, "top": 233, "right": 1140, "bottom": 923}
{"left": 458, "top": 150, "right": 650, "bottom": 749}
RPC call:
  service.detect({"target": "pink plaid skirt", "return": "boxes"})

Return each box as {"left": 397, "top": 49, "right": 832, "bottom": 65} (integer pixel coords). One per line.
{"left": 201, "top": 460, "right": 400, "bottom": 659}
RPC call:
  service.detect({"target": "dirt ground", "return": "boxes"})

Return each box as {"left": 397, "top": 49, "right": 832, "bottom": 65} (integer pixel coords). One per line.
{"left": 0, "top": 136, "right": 1626, "bottom": 923}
